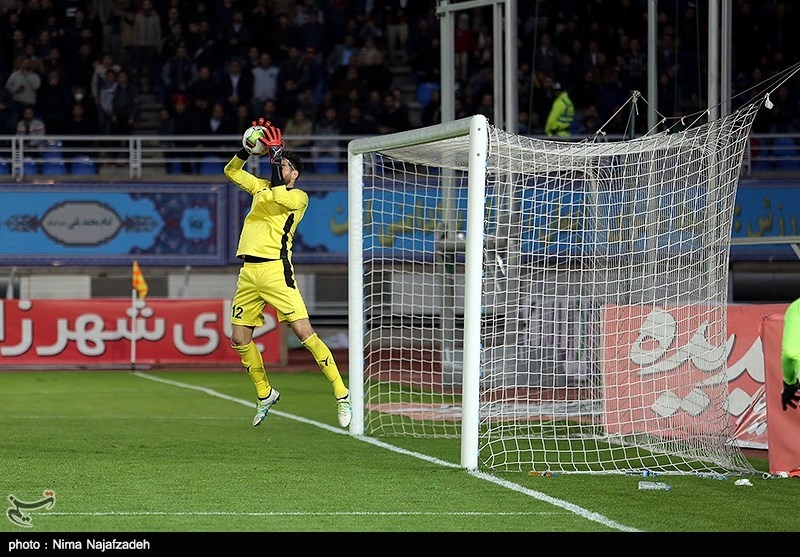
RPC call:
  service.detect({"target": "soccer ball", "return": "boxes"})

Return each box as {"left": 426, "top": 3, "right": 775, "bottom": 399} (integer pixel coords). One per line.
{"left": 242, "top": 125, "right": 268, "bottom": 156}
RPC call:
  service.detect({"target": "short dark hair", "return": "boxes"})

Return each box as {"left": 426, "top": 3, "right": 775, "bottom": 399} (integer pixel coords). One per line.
{"left": 283, "top": 150, "right": 304, "bottom": 174}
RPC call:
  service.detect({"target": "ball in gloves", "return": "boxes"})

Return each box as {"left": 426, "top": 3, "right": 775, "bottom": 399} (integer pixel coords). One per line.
{"left": 242, "top": 125, "right": 268, "bottom": 156}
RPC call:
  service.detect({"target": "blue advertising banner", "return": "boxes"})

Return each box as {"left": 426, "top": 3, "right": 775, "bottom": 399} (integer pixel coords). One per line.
{"left": 730, "top": 179, "right": 800, "bottom": 261}
{"left": 0, "top": 183, "right": 227, "bottom": 266}
{"left": 1, "top": 178, "right": 798, "bottom": 267}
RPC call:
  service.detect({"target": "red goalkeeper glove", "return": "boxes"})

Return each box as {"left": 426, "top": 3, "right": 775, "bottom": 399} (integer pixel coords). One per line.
{"left": 257, "top": 124, "right": 284, "bottom": 164}
{"left": 782, "top": 380, "right": 800, "bottom": 411}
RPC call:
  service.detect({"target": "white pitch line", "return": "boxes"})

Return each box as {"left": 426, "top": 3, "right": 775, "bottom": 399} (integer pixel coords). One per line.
{"left": 134, "top": 372, "right": 641, "bottom": 532}
{"left": 48, "top": 511, "right": 562, "bottom": 517}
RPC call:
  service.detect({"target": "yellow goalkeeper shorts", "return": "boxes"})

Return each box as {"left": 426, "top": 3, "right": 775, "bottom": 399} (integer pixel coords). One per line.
{"left": 231, "top": 259, "right": 310, "bottom": 326}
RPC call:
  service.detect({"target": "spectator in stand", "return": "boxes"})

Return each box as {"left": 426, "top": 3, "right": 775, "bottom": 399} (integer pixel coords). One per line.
{"left": 359, "top": 41, "right": 392, "bottom": 96}
{"left": 62, "top": 101, "right": 99, "bottom": 151}
{"left": 295, "top": 85, "right": 319, "bottom": 123}
{"left": 544, "top": 82, "right": 575, "bottom": 137}
{"left": 108, "top": 69, "right": 138, "bottom": 162}
{"left": 16, "top": 104, "right": 46, "bottom": 149}
{"left": 220, "top": 57, "right": 253, "bottom": 120}
{"left": 36, "top": 70, "right": 72, "bottom": 134}
{"left": 232, "top": 102, "right": 253, "bottom": 133}
{"left": 297, "top": 8, "right": 327, "bottom": 54}
{"left": 160, "top": 5, "right": 183, "bottom": 41}
{"left": 195, "top": 102, "right": 236, "bottom": 149}
{"left": 255, "top": 97, "right": 285, "bottom": 130}
{"left": 242, "top": 45, "right": 261, "bottom": 77}
{"left": 278, "top": 46, "right": 306, "bottom": 98}
{"left": 298, "top": 46, "right": 327, "bottom": 103}
{"left": 454, "top": 12, "right": 477, "bottom": 84}
{"left": 131, "top": 0, "right": 161, "bottom": 94}
{"left": 247, "top": 0, "right": 275, "bottom": 54}
{"left": 270, "top": 12, "right": 298, "bottom": 65}
{"left": 384, "top": 2, "right": 409, "bottom": 65}
{"left": 406, "top": 15, "right": 440, "bottom": 85}
{"left": 66, "top": 42, "right": 97, "bottom": 97}
{"left": 6, "top": 28, "right": 29, "bottom": 73}
{"left": 160, "top": 43, "right": 197, "bottom": 107}
{"left": 294, "top": 0, "right": 321, "bottom": 25}
{"left": 250, "top": 51, "right": 280, "bottom": 117}
{"left": 96, "top": 67, "right": 118, "bottom": 134}
{"left": 283, "top": 107, "right": 313, "bottom": 154}
{"left": 169, "top": 94, "right": 196, "bottom": 174}
{"left": 374, "top": 92, "right": 410, "bottom": 135}
{"left": 6, "top": 55, "right": 42, "bottom": 116}
{"left": 330, "top": 60, "right": 364, "bottom": 106}
{"left": 156, "top": 105, "right": 176, "bottom": 173}
{"left": 420, "top": 87, "right": 441, "bottom": 127}
{"left": 90, "top": 52, "right": 120, "bottom": 109}
{"left": 41, "top": 47, "right": 67, "bottom": 85}
{"left": 219, "top": 9, "right": 253, "bottom": 62}
{"left": 62, "top": 8, "right": 102, "bottom": 57}
{"left": 340, "top": 105, "right": 376, "bottom": 136}
{"left": 361, "top": 88, "right": 382, "bottom": 129}
{"left": 276, "top": 76, "right": 300, "bottom": 120}
{"left": 326, "top": 33, "right": 359, "bottom": 79}
{"left": 311, "top": 105, "right": 342, "bottom": 169}
{"left": 159, "top": 22, "right": 187, "bottom": 72}
{"left": 187, "top": 64, "right": 222, "bottom": 121}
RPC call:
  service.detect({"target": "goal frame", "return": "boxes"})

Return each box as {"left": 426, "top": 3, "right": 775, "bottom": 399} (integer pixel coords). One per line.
{"left": 347, "top": 115, "right": 489, "bottom": 469}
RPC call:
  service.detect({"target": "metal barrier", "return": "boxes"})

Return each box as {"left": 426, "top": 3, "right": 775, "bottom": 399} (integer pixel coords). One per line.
{"left": 2, "top": 132, "right": 798, "bottom": 181}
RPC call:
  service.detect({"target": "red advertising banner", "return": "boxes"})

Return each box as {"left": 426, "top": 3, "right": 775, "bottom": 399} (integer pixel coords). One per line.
{"left": 601, "top": 304, "right": 730, "bottom": 438}
{"left": 601, "top": 303, "right": 788, "bottom": 449}
{"left": 725, "top": 303, "right": 789, "bottom": 449}
{"left": 0, "top": 299, "right": 281, "bottom": 367}
{"left": 761, "top": 314, "right": 800, "bottom": 476}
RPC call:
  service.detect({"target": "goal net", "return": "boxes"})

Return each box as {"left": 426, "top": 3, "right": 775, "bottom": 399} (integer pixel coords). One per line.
{"left": 347, "top": 103, "right": 763, "bottom": 475}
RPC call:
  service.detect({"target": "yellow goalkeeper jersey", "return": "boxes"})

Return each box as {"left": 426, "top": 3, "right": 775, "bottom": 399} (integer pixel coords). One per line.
{"left": 224, "top": 154, "right": 308, "bottom": 261}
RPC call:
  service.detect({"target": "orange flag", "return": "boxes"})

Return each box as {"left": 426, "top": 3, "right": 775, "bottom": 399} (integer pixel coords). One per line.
{"left": 132, "top": 260, "right": 149, "bottom": 299}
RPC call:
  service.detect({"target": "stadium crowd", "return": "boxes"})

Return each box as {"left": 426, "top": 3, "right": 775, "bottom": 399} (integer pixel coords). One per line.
{"left": 0, "top": 0, "right": 797, "bottom": 152}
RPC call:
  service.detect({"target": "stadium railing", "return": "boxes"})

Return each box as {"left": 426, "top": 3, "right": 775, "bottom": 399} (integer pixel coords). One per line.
{"left": 0, "top": 132, "right": 797, "bottom": 180}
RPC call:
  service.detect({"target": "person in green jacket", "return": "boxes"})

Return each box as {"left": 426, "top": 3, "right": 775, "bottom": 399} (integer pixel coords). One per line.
{"left": 544, "top": 82, "right": 575, "bottom": 137}
{"left": 781, "top": 298, "right": 800, "bottom": 410}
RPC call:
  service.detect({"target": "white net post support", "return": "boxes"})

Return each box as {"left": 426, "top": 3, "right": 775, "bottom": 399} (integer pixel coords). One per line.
{"left": 348, "top": 102, "right": 765, "bottom": 475}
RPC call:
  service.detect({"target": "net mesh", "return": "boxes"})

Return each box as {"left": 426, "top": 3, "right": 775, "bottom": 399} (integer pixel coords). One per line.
{"left": 359, "top": 102, "right": 762, "bottom": 474}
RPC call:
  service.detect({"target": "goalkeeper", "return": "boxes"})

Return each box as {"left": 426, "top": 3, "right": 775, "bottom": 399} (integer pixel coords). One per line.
{"left": 781, "top": 297, "right": 800, "bottom": 411}
{"left": 223, "top": 118, "right": 352, "bottom": 428}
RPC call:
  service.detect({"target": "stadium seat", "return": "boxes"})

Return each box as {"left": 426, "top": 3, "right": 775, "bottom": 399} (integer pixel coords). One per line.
{"left": 315, "top": 156, "right": 340, "bottom": 175}
{"left": 70, "top": 155, "right": 97, "bottom": 175}
{"left": 416, "top": 82, "right": 440, "bottom": 107}
{"left": 259, "top": 157, "right": 272, "bottom": 175}
{"left": 771, "top": 137, "right": 800, "bottom": 171}
{"left": 169, "top": 160, "right": 183, "bottom": 174}
{"left": 22, "top": 157, "right": 38, "bottom": 176}
{"left": 749, "top": 138, "right": 772, "bottom": 171}
{"left": 0, "top": 159, "right": 9, "bottom": 175}
{"left": 41, "top": 159, "right": 68, "bottom": 175}
{"left": 41, "top": 140, "right": 64, "bottom": 160}
{"left": 199, "top": 156, "right": 225, "bottom": 175}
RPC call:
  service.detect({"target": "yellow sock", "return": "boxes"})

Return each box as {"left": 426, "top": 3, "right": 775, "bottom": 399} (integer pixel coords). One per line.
{"left": 302, "top": 333, "right": 348, "bottom": 399}
{"left": 232, "top": 341, "right": 271, "bottom": 399}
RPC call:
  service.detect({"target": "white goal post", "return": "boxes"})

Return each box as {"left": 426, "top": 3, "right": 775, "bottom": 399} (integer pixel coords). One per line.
{"left": 347, "top": 104, "right": 764, "bottom": 475}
